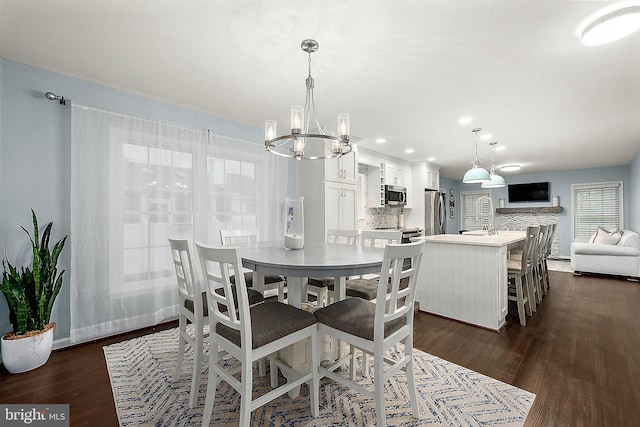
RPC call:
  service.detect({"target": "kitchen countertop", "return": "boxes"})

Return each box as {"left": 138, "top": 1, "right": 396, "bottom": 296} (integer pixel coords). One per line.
{"left": 416, "top": 230, "right": 526, "bottom": 247}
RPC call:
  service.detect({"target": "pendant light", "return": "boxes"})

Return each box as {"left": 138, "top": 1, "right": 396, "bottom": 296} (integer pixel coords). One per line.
{"left": 462, "top": 128, "right": 491, "bottom": 183}
{"left": 482, "top": 142, "right": 507, "bottom": 188}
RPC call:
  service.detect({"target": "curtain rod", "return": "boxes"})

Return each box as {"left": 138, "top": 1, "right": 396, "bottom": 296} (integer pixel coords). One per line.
{"left": 43, "top": 90, "right": 210, "bottom": 135}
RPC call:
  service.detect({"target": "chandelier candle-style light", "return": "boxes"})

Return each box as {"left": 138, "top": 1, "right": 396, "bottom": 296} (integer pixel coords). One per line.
{"left": 463, "top": 128, "right": 491, "bottom": 183}
{"left": 482, "top": 142, "right": 507, "bottom": 188}
{"left": 265, "top": 39, "right": 351, "bottom": 160}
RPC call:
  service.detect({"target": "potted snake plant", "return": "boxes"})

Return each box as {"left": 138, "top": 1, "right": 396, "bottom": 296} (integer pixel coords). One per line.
{"left": 1, "top": 209, "right": 67, "bottom": 373}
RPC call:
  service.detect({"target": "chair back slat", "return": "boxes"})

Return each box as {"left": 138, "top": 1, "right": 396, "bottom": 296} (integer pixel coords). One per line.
{"left": 360, "top": 230, "right": 402, "bottom": 248}
{"left": 196, "top": 243, "right": 251, "bottom": 340}
{"left": 169, "top": 238, "right": 200, "bottom": 302}
{"left": 220, "top": 229, "right": 259, "bottom": 246}
{"left": 374, "top": 240, "right": 425, "bottom": 341}
{"left": 517, "top": 226, "right": 539, "bottom": 274}
{"left": 327, "top": 229, "right": 358, "bottom": 245}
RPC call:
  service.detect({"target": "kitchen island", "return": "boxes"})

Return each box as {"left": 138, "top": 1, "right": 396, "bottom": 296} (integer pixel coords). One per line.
{"left": 415, "top": 231, "right": 526, "bottom": 331}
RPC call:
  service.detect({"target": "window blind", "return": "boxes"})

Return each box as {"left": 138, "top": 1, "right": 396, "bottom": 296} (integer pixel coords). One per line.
{"left": 460, "top": 190, "right": 490, "bottom": 231}
{"left": 572, "top": 181, "right": 623, "bottom": 242}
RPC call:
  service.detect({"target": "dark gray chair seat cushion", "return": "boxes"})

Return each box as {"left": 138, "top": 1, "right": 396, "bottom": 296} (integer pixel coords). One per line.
{"left": 216, "top": 302, "right": 317, "bottom": 349}
{"left": 230, "top": 272, "right": 285, "bottom": 287}
{"left": 184, "top": 292, "right": 209, "bottom": 317}
{"left": 345, "top": 278, "right": 385, "bottom": 300}
{"left": 307, "top": 276, "right": 334, "bottom": 288}
{"left": 187, "top": 287, "right": 264, "bottom": 315}
{"left": 314, "top": 297, "right": 406, "bottom": 341}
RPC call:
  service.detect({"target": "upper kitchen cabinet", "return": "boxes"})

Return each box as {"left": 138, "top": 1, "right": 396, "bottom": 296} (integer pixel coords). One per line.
{"left": 325, "top": 151, "right": 357, "bottom": 184}
{"left": 425, "top": 163, "right": 439, "bottom": 190}
{"left": 385, "top": 163, "right": 404, "bottom": 186}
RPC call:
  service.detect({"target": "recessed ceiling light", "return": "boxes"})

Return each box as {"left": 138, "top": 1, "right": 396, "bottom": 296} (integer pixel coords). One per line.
{"left": 405, "top": 148, "right": 414, "bottom": 154}
{"left": 458, "top": 116, "right": 472, "bottom": 124}
{"left": 375, "top": 138, "right": 386, "bottom": 144}
{"left": 427, "top": 157, "right": 436, "bottom": 162}
{"left": 500, "top": 164, "right": 521, "bottom": 172}
{"left": 581, "top": 5, "right": 640, "bottom": 46}
{"left": 480, "top": 133, "right": 492, "bottom": 140}
{"left": 495, "top": 146, "right": 506, "bottom": 151}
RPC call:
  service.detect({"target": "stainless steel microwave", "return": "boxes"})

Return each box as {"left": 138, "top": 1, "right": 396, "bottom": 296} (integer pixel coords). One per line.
{"left": 384, "top": 185, "right": 407, "bottom": 206}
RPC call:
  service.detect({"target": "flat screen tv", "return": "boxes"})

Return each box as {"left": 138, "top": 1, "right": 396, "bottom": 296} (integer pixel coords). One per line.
{"left": 508, "top": 182, "right": 550, "bottom": 203}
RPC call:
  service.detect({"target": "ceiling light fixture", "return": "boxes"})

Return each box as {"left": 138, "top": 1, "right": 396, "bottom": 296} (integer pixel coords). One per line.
{"left": 405, "top": 148, "right": 414, "bottom": 154}
{"left": 500, "top": 164, "right": 521, "bottom": 172}
{"left": 459, "top": 116, "right": 472, "bottom": 124}
{"left": 462, "top": 128, "right": 491, "bottom": 183}
{"left": 481, "top": 142, "right": 507, "bottom": 188}
{"left": 581, "top": 5, "right": 640, "bottom": 46}
{"left": 265, "top": 39, "right": 351, "bottom": 160}
{"left": 376, "top": 138, "right": 386, "bottom": 144}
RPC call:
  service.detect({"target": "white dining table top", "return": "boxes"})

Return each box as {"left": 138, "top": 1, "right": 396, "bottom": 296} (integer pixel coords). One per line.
{"left": 237, "top": 240, "right": 385, "bottom": 278}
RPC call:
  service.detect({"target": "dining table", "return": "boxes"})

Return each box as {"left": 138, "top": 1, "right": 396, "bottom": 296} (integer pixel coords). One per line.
{"left": 238, "top": 240, "right": 386, "bottom": 307}
{"left": 235, "top": 240, "right": 386, "bottom": 396}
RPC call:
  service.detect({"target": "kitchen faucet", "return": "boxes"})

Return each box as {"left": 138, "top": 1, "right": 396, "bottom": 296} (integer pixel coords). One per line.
{"left": 475, "top": 196, "right": 497, "bottom": 235}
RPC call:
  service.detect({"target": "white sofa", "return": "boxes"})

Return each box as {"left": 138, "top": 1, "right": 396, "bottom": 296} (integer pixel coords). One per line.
{"left": 571, "top": 229, "right": 640, "bottom": 279}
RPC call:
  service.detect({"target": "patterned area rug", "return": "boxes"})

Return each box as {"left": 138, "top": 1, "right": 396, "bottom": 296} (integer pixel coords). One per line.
{"left": 104, "top": 328, "right": 535, "bottom": 426}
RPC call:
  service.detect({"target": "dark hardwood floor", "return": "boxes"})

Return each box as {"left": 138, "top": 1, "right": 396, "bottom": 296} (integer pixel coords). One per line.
{"left": 1, "top": 271, "right": 639, "bottom": 426}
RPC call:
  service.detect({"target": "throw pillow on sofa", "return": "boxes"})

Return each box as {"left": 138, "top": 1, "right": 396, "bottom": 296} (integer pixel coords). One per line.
{"left": 590, "top": 226, "right": 622, "bottom": 245}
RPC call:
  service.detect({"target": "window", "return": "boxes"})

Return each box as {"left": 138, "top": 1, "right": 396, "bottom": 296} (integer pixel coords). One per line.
{"left": 572, "top": 181, "right": 623, "bottom": 242}
{"left": 460, "top": 190, "right": 491, "bottom": 231}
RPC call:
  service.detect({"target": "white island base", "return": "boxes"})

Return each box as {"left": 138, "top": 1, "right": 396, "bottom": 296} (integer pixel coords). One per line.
{"left": 416, "top": 231, "right": 525, "bottom": 331}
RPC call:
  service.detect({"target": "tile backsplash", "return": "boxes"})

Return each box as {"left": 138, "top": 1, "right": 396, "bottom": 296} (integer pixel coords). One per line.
{"left": 358, "top": 207, "right": 402, "bottom": 230}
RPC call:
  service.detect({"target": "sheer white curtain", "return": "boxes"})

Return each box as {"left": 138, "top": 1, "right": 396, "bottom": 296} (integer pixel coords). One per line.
{"left": 70, "top": 105, "right": 289, "bottom": 343}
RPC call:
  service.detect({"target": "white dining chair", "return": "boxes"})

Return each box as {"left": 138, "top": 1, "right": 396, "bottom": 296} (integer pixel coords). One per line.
{"left": 304, "top": 228, "right": 359, "bottom": 307}
{"left": 196, "top": 243, "right": 319, "bottom": 426}
{"left": 168, "top": 238, "right": 208, "bottom": 409}
{"left": 314, "top": 240, "right": 425, "bottom": 427}
{"left": 343, "top": 229, "right": 403, "bottom": 301}
{"left": 220, "top": 229, "right": 286, "bottom": 302}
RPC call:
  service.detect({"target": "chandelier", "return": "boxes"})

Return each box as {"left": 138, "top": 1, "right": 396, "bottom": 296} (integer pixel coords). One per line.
{"left": 265, "top": 39, "right": 351, "bottom": 160}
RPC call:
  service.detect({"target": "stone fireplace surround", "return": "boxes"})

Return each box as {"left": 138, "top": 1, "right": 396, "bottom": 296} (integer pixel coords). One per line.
{"left": 496, "top": 207, "right": 561, "bottom": 258}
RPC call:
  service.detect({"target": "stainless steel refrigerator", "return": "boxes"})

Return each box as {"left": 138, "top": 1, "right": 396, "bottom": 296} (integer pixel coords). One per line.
{"left": 424, "top": 189, "right": 446, "bottom": 235}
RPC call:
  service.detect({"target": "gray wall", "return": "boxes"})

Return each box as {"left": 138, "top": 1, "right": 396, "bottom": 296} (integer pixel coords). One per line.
{"left": 0, "top": 58, "right": 283, "bottom": 345}
{"left": 630, "top": 150, "right": 640, "bottom": 231}
{"left": 439, "top": 176, "right": 459, "bottom": 235}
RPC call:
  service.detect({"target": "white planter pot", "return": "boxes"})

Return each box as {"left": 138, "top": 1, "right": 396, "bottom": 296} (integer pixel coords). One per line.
{"left": 1, "top": 325, "right": 54, "bottom": 374}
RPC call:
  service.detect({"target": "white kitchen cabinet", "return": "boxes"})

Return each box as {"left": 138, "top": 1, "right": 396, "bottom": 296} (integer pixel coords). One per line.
{"left": 297, "top": 156, "right": 358, "bottom": 244}
{"left": 385, "top": 163, "right": 404, "bottom": 186}
{"left": 403, "top": 167, "right": 413, "bottom": 208}
{"left": 325, "top": 152, "right": 357, "bottom": 184}
{"left": 325, "top": 181, "right": 357, "bottom": 231}
{"left": 425, "top": 164, "right": 439, "bottom": 190}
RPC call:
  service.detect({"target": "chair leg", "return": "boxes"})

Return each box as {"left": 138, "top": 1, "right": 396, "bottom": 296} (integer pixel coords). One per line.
{"left": 278, "top": 281, "right": 286, "bottom": 303}
{"left": 309, "top": 331, "right": 319, "bottom": 418}
{"left": 239, "top": 357, "right": 253, "bottom": 426}
{"left": 515, "top": 275, "right": 527, "bottom": 326}
{"left": 270, "top": 356, "right": 278, "bottom": 389}
{"left": 201, "top": 350, "right": 219, "bottom": 427}
{"left": 374, "top": 351, "right": 387, "bottom": 427}
{"left": 174, "top": 317, "right": 186, "bottom": 382}
{"left": 189, "top": 324, "right": 204, "bottom": 408}
{"left": 405, "top": 337, "right": 419, "bottom": 419}
{"left": 349, "top": 345, "right": 357, "bottom": 381}
{"left": 526, "top": 270, "right": 537, "bottom": 313}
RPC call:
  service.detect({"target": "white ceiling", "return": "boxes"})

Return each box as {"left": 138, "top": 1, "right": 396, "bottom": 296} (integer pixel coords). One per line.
{"left": 1, "top": 0, "right": 639, "bottom": 180}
